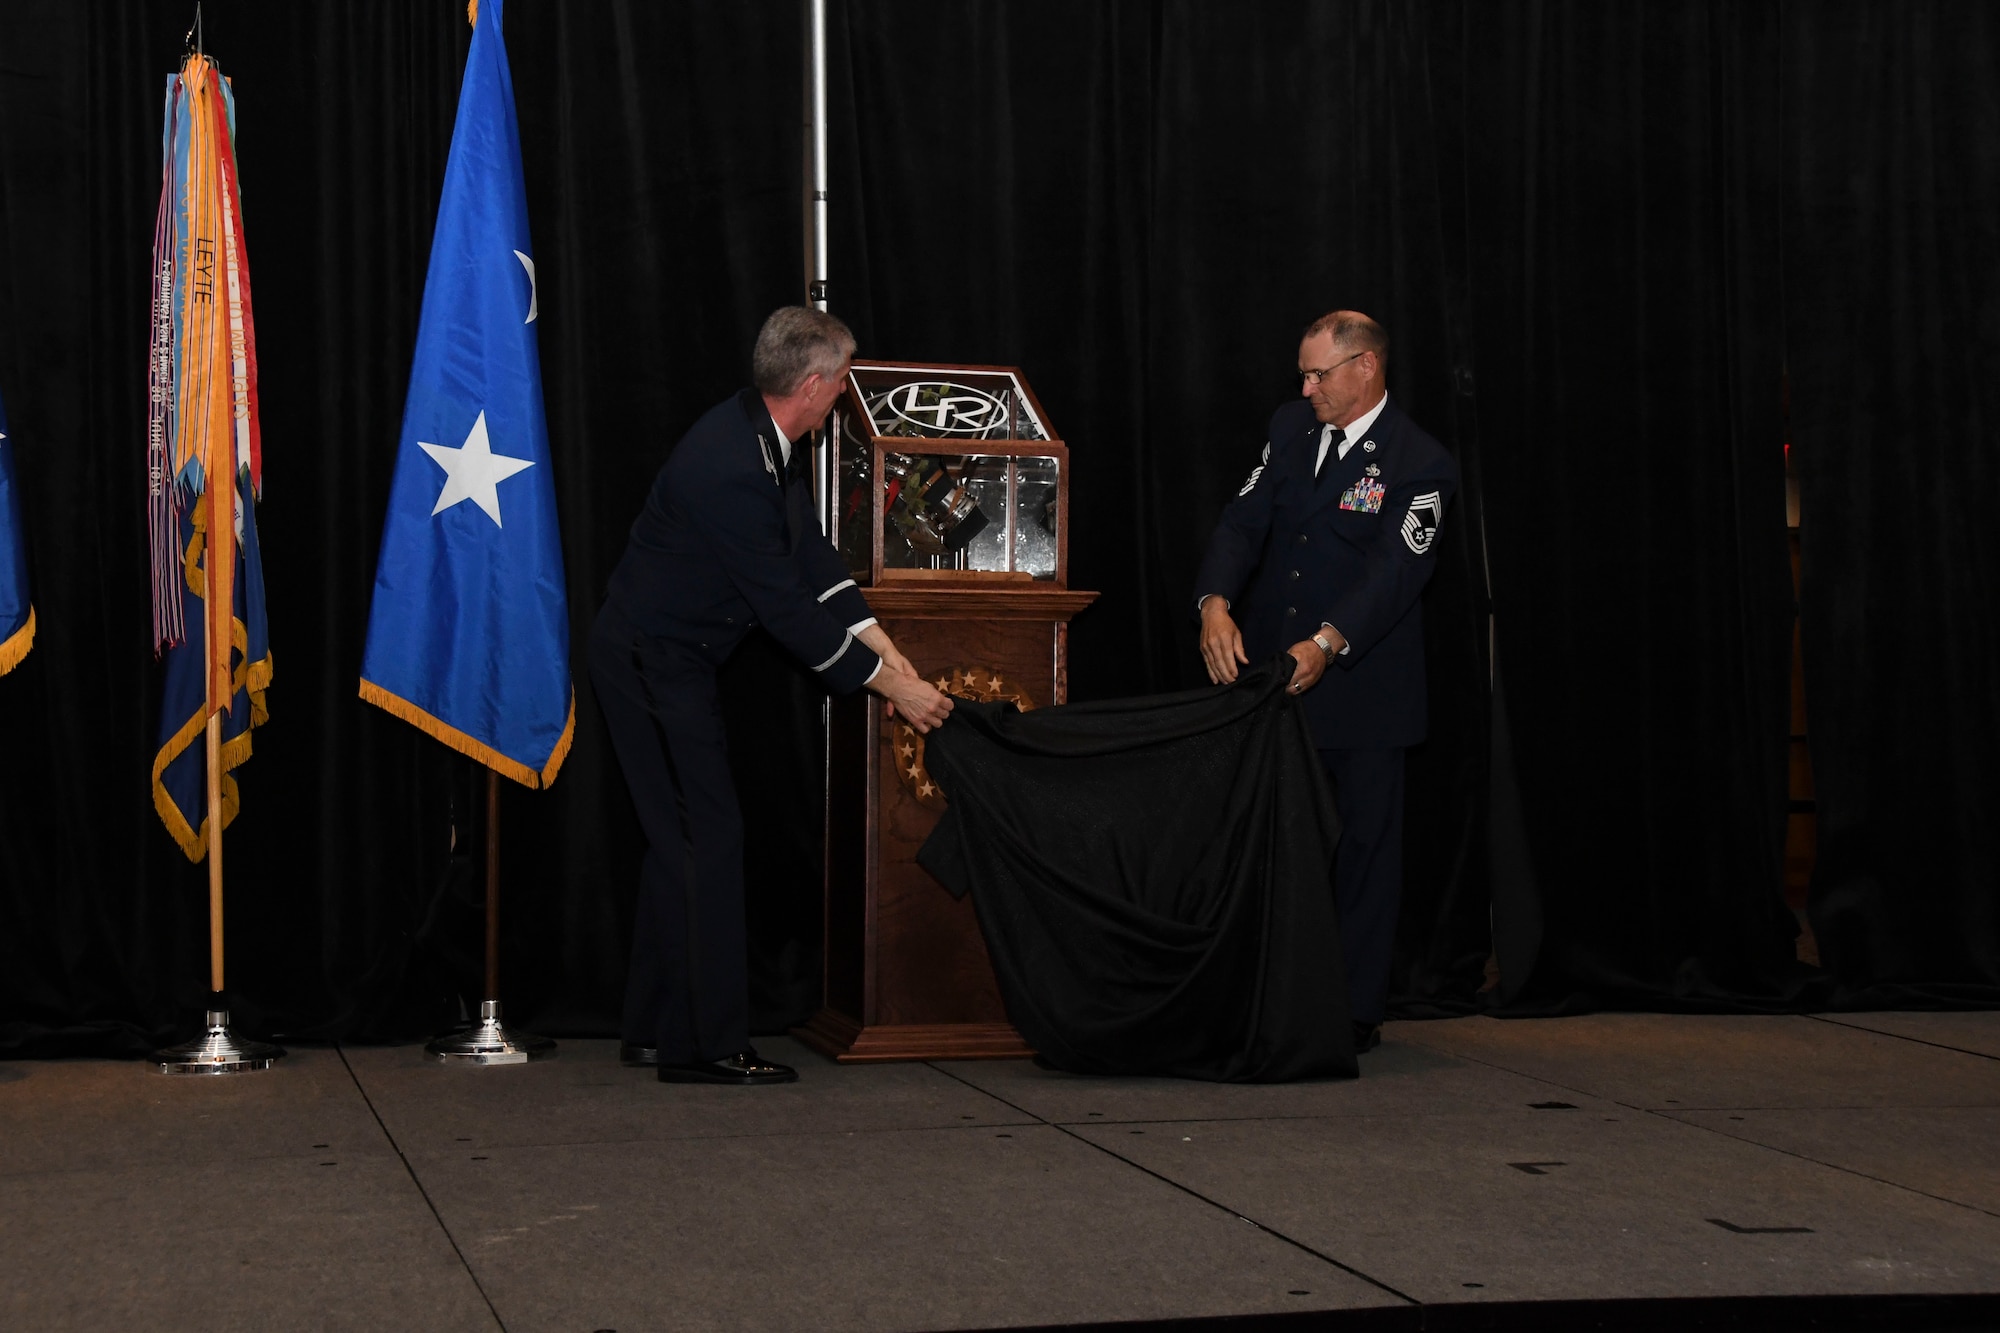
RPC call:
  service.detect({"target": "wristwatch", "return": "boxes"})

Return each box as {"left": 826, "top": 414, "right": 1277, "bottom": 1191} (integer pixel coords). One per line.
{"left": 1311, "top": 632, "right": 1336, "bottom": 663}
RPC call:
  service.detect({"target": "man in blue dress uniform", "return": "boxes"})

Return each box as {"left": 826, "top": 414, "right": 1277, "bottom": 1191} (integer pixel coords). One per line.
{"left": 593, "top": 307, "right": 952, "bottom": 1085}
{"left": 1194, "top": 310, "right": 1457, "bottom": 1053}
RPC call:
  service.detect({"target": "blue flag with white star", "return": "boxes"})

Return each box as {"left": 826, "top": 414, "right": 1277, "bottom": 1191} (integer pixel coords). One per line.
{"left": 359, "top": 0, "right": 572, "bottom": 787}
{"left": 0, "top": 386, "right": 33, "bottom": 675}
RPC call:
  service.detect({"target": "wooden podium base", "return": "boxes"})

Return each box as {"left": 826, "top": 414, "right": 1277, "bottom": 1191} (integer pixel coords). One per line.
{"left": 793, "top": 1008, "right": 1033, "bottom": 1063}
{"left": 810, "top": 583, "right": 1095, "bottom": 1067}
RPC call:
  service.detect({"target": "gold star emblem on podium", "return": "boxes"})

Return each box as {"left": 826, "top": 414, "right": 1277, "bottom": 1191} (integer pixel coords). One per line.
{"left": 891, "top": 665, "right": 1039, "bottom": 812}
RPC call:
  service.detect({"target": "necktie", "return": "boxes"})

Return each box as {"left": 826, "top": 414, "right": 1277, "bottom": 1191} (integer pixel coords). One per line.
{"left": 1315, "top": 426, "right": 1346, "bottom": 485}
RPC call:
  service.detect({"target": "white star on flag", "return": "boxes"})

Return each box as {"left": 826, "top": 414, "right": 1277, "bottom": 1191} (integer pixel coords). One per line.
{"left": 419, "top": 410, "right": 534, "bottom": 527}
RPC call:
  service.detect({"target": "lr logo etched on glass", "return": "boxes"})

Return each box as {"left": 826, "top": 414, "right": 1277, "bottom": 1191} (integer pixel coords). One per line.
{"left": 879, "top": 381, "right": 1012, "bottom": 437}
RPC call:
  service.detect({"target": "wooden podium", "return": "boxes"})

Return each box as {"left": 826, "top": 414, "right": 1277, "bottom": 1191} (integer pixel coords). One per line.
{"left": 793, "top": 363, "right": 1097, "bottom": 1062}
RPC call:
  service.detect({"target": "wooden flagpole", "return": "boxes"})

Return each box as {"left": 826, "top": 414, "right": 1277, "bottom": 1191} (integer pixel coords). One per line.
{"left": 206, "top": 712, "right": 225, "bottom": 993}
{"left": 152, "top": 535, "right": 282, "bottom": 1073}
{"left": 423, "top": 764, "right": 554, "bottom": 1064}
{"left": 484, "top": 767, "right": 501, "bottom": 1000}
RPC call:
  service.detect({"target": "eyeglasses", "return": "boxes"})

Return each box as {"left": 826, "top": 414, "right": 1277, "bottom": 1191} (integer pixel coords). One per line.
{"left": 1298, "top": 351, "right": 1365, "bottom": 386}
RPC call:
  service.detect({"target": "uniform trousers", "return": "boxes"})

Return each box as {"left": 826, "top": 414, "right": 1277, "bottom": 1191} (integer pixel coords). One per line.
{"left": 590, "top": 609, "right": 750, "bottom": 1063}
{"left": 1318, "top": 747, "right": 1405, "bottom": 1026}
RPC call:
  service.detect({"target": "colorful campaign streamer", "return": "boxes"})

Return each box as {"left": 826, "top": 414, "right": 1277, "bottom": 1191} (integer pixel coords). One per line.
{"left": 147, "top": 53, "right": 272, "bottom": 860}
{"left": 359, "top": 0, "right": 572, "bottom": 789}
{"left": 0, "top": 386, "right": 32, "bottom": 676}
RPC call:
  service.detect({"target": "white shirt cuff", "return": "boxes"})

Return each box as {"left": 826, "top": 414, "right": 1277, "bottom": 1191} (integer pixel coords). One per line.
{"left": 863, "top": 657, "right": 883, "bottom": 685}
{"left": 1320, "top": 621, "right": 1351, "bottom": 654}
{"left": 848, "top": 616, "right": 879, "bottom": 634}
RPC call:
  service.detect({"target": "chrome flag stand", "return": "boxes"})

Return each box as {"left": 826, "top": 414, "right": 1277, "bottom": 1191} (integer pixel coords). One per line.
{"left": 154, "top": 715, "right": 283, "bottom": 1075}
{"left": 426, "top": 768, "right": 554, "bottom": 1065}
{"left": 156, "top": 1009, "right": 283, "bottom": 1075}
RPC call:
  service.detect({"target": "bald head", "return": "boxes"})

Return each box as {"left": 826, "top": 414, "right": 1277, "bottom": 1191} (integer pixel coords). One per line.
{"left": 1297, "top": 310, "right": 1388, "bottom": 427}
{"left": 1304, "top": 310, "right": 1388, "bottom": 374}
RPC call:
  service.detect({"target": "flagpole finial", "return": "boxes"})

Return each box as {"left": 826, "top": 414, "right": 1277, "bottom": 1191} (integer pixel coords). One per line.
{"left": 467, "top": 0, "right": 478, "bottom": 27}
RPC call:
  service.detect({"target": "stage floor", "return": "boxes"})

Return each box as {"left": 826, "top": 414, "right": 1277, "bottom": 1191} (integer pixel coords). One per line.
{"left": 4, "top": 1013, "right": 1998, "bottom": 1331}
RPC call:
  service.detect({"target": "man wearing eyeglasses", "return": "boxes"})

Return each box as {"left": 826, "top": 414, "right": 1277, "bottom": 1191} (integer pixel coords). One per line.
{"left": 1193, "top": 310, "right": 1458, "bottom": 1056}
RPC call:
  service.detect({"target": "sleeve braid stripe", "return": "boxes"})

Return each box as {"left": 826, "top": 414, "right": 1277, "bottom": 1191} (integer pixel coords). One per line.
{"left": 812, "top": 631, "right": 855, "bottom": 673}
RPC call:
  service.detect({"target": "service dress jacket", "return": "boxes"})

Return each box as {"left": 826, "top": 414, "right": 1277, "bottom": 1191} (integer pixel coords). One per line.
{"left": 601, "top": 388, "right": 881, "bottom": 693}
{"left": 1194, "top": 396, "right": 1457, "bottom": 750}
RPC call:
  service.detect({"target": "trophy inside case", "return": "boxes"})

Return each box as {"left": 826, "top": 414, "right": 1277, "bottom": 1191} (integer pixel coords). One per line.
{"left": 833, "top": 363, "right": 1068, "bottom": 585}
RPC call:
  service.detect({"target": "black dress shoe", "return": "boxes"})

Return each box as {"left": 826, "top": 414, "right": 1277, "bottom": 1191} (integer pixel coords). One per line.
{"left": 619, "top": 1043, "right": 658, "bottom": 1067}
{"left": 656, "top": 1049, "right": 798, "bottom": 1085}
{"left": 1352, "top": 1022, "right": 1382, "bottom": 1053}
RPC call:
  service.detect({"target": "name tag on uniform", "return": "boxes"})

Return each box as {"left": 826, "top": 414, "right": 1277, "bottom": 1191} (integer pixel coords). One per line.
{"left": 1339, "top": 477, "right": 1386, "bottom": 513}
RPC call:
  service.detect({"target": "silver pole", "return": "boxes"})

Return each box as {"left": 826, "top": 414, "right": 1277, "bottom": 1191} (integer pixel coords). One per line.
{"left": 807, "top": 0, "right": 829, "bottom": 313}
{"left": 805, "top": 1, "right": 838, "bottom": 1011}
{"left": 806, "top": 0, "right": 834, "bottom": 538}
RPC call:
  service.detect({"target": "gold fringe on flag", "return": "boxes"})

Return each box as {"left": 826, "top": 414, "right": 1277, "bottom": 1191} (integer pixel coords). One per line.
{"left": 0, "top": 605, "right": 33, "bottom": 676}
{"left": 152, "top": 618, "right": 274, "bottom": 863}
{"left": 358, "top": 680, "right": 574, "bottom": 790}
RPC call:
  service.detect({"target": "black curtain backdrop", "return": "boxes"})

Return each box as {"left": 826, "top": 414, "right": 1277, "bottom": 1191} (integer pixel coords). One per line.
{"left": 1451, "top": 1, "right": 1804, "bottom": 1010}
{"left": 1784, "top": 1, "right": 2000, "bottom": 1006}
{"left": 2, "top": 1, "right": 1994, "bottom": 1056}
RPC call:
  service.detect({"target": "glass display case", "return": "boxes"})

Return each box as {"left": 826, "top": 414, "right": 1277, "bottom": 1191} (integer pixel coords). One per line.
{"left": 832, "top": 362, "right": 1069, "bottom": 586}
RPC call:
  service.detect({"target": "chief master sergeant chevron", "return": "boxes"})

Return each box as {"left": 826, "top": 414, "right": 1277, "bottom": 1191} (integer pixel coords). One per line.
{"left": 592, "top": 306, "right": 952, "bottom": 1087}
{"left": 1194, "top": 310, "right": 1457, "bottom": 1056}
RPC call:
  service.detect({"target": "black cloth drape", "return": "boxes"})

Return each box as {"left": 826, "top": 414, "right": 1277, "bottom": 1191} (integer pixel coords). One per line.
{"left": 918, "top": 658, "right": 1354, "bottom": 1083}
{"left": 1783, "top": 1, "right": 2000, "bottom": 1005}
{"left": 4, "top": 2, "right": 1993, "bottom": 1057}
